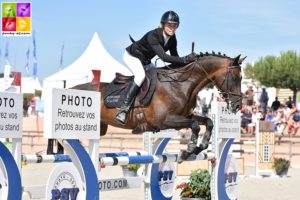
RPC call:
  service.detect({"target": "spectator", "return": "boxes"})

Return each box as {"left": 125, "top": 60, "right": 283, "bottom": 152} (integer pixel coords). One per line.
{"left": 247, "top": 108, "right": 260, "bottom": 135}
{"left": 259, "top": 88, "right": 269, "bottom": 115}
{"left": 241, "top": 108, "right": 252, "bottom": 134}
{"left": 287, "top": 103, "right": 297, "bottom": 119}
{"left": 282, "top": 104, "right": 291, "bottom": 118}
{"left": 286, "top": 96, "right": 293, "bottom": 109}
{"left": 266, "top": 109, "right": 276, "bottom": 122}
{"left": 287, "top": 115, "right": 300, "bottom": 135}
{"left": 244, "top": 85, "right": 254, "bottom": 106}
{"left": 291, "top": 110, "right": 300, "bottom": 134}
{"left": 29, "top": 96, "right": 37, "bottom": 116}
{"left": 23, "top": 98, "right": 30, "bottom": 117}
{"left": 271, "top": 97, "right": 281, "bottom": 112}
{"left": 274, "top": 109, "right": 287, "bottom": 142}
{"left": 287, "top": 108, "right": 300, "bottom": 135}
{"left": 257, "top": 109, "right": 265, "bottom": 121}
{"left": 241, "top": 103, "right": 247, "bottom": 113}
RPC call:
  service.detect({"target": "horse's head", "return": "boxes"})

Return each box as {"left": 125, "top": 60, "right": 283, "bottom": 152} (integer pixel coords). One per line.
{"left": 212, "top": 54, "right": 245, "bottom": 113}
{"left": 158, "top": 53, "right": 245, "bottom": 113}
{"left": 194, "top": 53, "right": 245, "bottom": 113}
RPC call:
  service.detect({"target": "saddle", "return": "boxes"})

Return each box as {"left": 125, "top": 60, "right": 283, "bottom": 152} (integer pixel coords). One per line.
{"left": 104, "top": 68, "right": 157, "bottom": 109}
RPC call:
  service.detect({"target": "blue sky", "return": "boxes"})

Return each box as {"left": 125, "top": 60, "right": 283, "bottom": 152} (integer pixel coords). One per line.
{"left": 1, "top": 0, "right": 300, "bottom": 80}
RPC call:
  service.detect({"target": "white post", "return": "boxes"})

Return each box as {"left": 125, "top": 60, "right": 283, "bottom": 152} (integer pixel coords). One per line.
{"left": 143, "top": 130, "right": 178, "bottom": 200}
{"left": 255, "top": 117, "right": 259, "bottom": 176}
{"left": 210, "top": 100, "right": 240, "bottom": 200}
{"left": 12, "top": 138, "right": 22, "bottom": 173}
{"left": 143, "top": 131, "right": 152, "bottom": 200}
{"left": 143, "top": 132, "right": 152, "bottom": 154}
{"left": 211, "top": 111, "right": 218, "bottom": 200}
{"left": 88, "top": 139, "right": 99, "bottom": 177}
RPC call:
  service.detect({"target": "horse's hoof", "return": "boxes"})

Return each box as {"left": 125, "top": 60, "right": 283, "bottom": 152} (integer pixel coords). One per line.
{"left": 180, "top": 150, "right": 193, "bottom": 162}
{"left": 193, "top": 146, "right": 203, "bottom": 155}
{"left": 187, "top": 142, "right": 197, "bottom": 153}
{"left": 132, "top": 129, "right": 143, "bottom": 134}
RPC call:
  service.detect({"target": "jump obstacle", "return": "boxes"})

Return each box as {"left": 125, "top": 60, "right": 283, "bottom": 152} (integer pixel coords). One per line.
{"left": 0, "top": 89, "right": 240, "bottom": 200}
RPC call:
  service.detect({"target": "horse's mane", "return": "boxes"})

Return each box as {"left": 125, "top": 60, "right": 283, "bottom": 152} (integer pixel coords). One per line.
{"left": 198, "top": 51, "right": 231, "bottom": 59}
{"left": 157, "top": 51, "right": 231, "bottom": 72}
{"left": 156, "top": 51, "right": 236, "bottom": 83}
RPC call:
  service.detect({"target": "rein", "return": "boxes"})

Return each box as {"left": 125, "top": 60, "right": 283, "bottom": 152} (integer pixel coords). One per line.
{"left": 198, "top": 61, "right": 243, "bottom": 105}
{"left": 156, "top": 55, "right": 243, "bottom": 110}
{"left": 157, "top": 62, "right": 196, "bottom": 82}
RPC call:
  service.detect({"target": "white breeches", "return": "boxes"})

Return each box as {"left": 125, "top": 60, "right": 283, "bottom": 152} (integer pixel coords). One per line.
{"left": 123, "top": 51, "right": 146, "bottom": 87}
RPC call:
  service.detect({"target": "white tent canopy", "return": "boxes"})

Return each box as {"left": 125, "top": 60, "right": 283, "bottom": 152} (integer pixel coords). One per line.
{"left": 22, "top": 77, "right": 43, "bottom": 93}
{"left": 43, "top": 32, "right": 132, "bottom": 89}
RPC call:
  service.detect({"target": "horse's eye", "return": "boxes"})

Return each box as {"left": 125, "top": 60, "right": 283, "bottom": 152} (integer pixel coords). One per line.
{"left": 222, "top": 93, "right": 228, "bottom": 99}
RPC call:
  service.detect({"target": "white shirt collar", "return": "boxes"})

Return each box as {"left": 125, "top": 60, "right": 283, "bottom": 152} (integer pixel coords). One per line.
{"left": 163, "top": 31, "right": 170, "bottom": 46}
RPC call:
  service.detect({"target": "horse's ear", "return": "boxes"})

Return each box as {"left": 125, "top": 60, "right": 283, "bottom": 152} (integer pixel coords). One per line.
{"left": 232, "top": 54, "right": 241, "bottom": 65}
{"left": 239, "top": 56, "right": 247, "bottom": 64}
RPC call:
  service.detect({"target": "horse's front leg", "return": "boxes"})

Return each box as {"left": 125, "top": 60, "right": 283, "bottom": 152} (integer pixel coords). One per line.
{"left": 184, "top": 120, "right": 201, "bottom": 157}
{"left": 190, "top": 115, "right": 214, "bottom": 154}
{"left": 162, "top": 115, "right": 201, "bottom": 160}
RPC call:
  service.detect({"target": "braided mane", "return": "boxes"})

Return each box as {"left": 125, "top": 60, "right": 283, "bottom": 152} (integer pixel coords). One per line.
{"left": 198, "top": 51, "right": 231, "bottom": 59}
{"left": 157, "top": 51, "right": 231, "bottom": 82}
{"left": 158, "top": 51, "right": 231, "bottom": 71}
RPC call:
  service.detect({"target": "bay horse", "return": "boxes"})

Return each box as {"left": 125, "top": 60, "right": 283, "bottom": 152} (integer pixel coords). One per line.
{"left": 73, "top": 53, "right": 245, "bottom": 160}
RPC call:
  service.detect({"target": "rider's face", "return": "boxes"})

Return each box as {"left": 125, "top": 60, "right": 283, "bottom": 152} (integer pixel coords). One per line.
{"left": 163, "top": 23, "right": 177, "bottom": 36}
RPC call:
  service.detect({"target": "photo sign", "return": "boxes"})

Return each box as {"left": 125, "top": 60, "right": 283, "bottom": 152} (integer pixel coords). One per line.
{"left": 44, "top": 88, "right": 100, "bottom": 139}
{"left": 0, "top": 92, "right": 23, "bottom": 138}
{"left": 211, "top": 101, "right": 240, "bottom": 139}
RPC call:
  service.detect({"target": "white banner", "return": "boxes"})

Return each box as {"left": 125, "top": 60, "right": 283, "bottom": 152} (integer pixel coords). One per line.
{"left": 0, "top": 92, "right": 23, "bottom": 138}
{"left": 211, "top": 101, "right": 240, "bottom": 139}
{"left": 44, "top": 88, "right": 100, "bottom": 139}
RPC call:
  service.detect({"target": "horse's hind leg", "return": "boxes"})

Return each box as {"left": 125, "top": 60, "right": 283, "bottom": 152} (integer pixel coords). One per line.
{"left": 100, "top": 123, "right": 108, "bottom": 136}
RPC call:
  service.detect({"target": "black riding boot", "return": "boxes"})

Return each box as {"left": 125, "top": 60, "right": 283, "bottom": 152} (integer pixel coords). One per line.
{"left": 115, "top": 82, "right": 139, "bottom": 125}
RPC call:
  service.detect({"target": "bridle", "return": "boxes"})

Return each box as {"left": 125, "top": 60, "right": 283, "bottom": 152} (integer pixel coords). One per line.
{"left": 157, "top": 56, "right": 243, "bottom": 110}
{"left": 198, "top": 60, "right": 243, "bottom": 109}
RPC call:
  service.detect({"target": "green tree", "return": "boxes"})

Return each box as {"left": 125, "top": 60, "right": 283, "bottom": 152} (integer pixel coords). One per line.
{"left": 245, "top": 51, "right": 300, "bottom": 103}
{"left": 244, "top": 63, "right": 255, "bottom": 79}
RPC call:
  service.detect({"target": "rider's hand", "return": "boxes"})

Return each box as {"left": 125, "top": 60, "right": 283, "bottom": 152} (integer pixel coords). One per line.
{"left": 183, "top": 52, "right": 198, "bottom": 64}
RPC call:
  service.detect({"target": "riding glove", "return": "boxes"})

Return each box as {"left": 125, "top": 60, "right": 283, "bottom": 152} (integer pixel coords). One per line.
{"left": 183, "top": 52, "right": 198, "bottom": 64}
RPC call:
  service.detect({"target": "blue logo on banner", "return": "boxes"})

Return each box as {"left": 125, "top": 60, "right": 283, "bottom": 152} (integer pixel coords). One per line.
{"left": 51, "top": 188, "right": 79, "bottom": 200}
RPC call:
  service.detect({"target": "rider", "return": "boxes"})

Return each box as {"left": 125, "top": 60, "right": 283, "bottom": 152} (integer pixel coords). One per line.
{"left": 115, "top": 10, "right": 198, "bottom": 125}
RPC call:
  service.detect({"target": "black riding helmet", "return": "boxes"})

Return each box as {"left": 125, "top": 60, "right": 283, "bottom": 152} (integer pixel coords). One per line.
{"left": 160, "top": 11, "right": 180, "bottom": 28}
